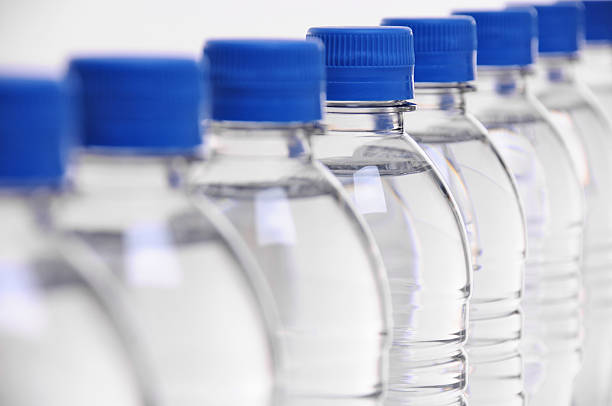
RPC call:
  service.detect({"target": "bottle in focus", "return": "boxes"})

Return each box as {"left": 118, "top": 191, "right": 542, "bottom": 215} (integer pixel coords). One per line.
{"left": 307, "top": 26, "right": 472, "bottom": 406}
{"left": 380, "top": 17, "right": 527, "bottom": 406}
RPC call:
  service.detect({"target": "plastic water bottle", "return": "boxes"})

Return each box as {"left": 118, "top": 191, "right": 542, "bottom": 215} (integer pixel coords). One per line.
{"left": 523, "top": 4, "right": 612, "bottom": 404}
{"left": 453, "top": 9, "right": 585, "bottom": 406}
{"left": 191, "top": 40, "right": 392, "bottom": 406}
{"left": 0, "top": 77, "right": 148, "bottom": 406}
{"left": 577, "top": 0, "right": 612, "bottom": 118}
{"left": 380, "top": 17, "right": 527, "bottom": 406}
{"left": 57, "top": 58, "right": 278, "bottom": 406}
{"left": 306, "top": 27, "right": 472, "bottom": 406}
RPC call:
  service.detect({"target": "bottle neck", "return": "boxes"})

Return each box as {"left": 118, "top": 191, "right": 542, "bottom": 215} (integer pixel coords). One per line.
{"left": 0, "top": 188, "right": 56, "bottom": 216}
{"left": 582, "top": 43, "right": 612, "bottom": 68}
{"left": 475, "top": 66, "right": 530, "bottom": 97}
{"left": 413, "top": 83, "right": 471, "bottom": 113}
{"left": 323, "top": 101, "right": 414, "bottom": 134}
{"left": 207, "top": 121, "right": 318, "bottom": 161}
{"left": 0, "top": 188, "right": 57, "bottom": 252}
{"left": 74, "top": 152, "right": 191, "bottom": 195}
{"left": 537, "top": 54, "right": 578, "bottom": 85}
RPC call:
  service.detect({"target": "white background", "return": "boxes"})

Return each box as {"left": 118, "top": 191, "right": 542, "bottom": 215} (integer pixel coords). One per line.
{"left": 0, "top": 0, "right": 535, "bottom": 75}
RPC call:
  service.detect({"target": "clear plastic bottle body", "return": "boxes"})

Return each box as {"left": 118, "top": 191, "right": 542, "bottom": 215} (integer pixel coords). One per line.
{"left": 577, "top": 45, "right": 612, "bottom": 119}
{"left": 189, "top": 123, "right": 391, "bottom": 406}
{"left": 310, "top": 104, "right": 472, "bottom": 406}
{"left": 0, "top": 190, "right": 147, "bottom": 406}
{"left": 52, "top": 154, "right": 277, "bottom": 406}
{"left": 406, "top": 85, "right": 527, "bottom": 406}
{"left": 466, "top": 68, "right": 584, "bottom": 406}
{"left": 534, "top": 55, "right": 612, "bottom": 406}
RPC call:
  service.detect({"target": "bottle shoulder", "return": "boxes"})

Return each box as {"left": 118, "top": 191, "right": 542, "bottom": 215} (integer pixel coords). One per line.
{"left": 536, "top": 83, "right": 592, "bottom": 110}
{"left": 57, "top": 155, "right": 201, "bottom": 228}
{"left": 54, "top": 184, "right": 194, "bottom": 232}
{"left": 52, "top": 165, "right": 282, "bottom": 364}
{"left": 311, "top": 130, "right": 435, "bottom": 176}
{"left": 51, "top": 169, "right": 261, "bottom": 284}
{"left": 190, "top": 155, "right": 343, "bottom": 199}
{"left": 406, "top": 109, "right": 487, "bottom": 144}
{"left": 467, "top": 91, "right": 549, "bottom": 125}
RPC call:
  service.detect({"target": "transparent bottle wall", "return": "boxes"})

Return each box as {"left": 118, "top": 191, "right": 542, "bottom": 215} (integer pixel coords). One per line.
{"left": 0, "top": 192, "right": 145, "bottom": 406}
{"left": 53, "top": 155, "right": 277, "bottom": 406}
{"left": 577, "top": 45, "right": 612, "bottom": 122}
{"left": 312, "top": 104, "right": 471, "bottom": 406}
{"left": 407, "top": 86, "right": 527, "bottom": 406}
{"left": 190, "top": 123, "right": 391, "bottom": 406}
{"left": 467, "top": 68, "right": 584, "bottom": 406}
{"left": 535, "top": 56, "right": 612, "bottom": 406}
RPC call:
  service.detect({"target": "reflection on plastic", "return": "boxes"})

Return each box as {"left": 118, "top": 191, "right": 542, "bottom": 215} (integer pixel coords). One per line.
{"left": 353, "top": 166, "right": 387, "bottom": 214}
{"left": 125, "top": 223, "right": 183, "bottom": 288}
{"left": 255, "top": 187, "right": 297, "bottom": 246}
{"left": 421, "top": 144, "right": 480, "bottom": 264}
{"left": 488, "top": 127, "right": 551, "bottom": 238}
{"left": 548, "top": 110, "right": 591, "bottom": 188}
{"left": 0, "top": 260, "right": 46, "bottom": 336}
{"left": 392, "top": 180, "right": 424, "bottom": 286}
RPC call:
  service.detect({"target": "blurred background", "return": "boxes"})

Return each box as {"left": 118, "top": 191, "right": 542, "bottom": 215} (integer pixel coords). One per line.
{"left": 0, "top": 0, "right": 536, "bottom": 74}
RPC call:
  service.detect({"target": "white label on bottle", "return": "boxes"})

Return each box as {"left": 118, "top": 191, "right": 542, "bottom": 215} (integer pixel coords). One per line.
{"left": 353, "top": 165, "right": 387, "bottom": 214}
{"left": 124, "top": 222, "right": 183, "bottom": 288}
{"left": 255, "top": 187, "right": 297, "bottom": 246}
{"left": 0, "top": 260, "right": 46, "bottom": 336}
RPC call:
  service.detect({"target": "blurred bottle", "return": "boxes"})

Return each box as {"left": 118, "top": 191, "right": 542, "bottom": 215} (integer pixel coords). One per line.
{"left": 577, "top": 0, "right": 612, "bottom": 117}
{"left": 306, "top": 27, "right": 472, "bottom": 406}
{"left": 0, "top": 76, "right": 149, "bottom": 406}
{"left": 380, "top": 17, "right": 527, "bottom": 406}
{"left": 58, "top": 57, "right": 279, "bottom": 406}
{"left": 191, "top": 40, "right": 392, "bottom": 406}
{"left": 576, "top": 2, "right": 612, "bottom": 404}
{"left": 523, "top": 3, "right": 612, "bottom": 405}
{"left": 453, "top": 9, "right": 585, "bottom": 406}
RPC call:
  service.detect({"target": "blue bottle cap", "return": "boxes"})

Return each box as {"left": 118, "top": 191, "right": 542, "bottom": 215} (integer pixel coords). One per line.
{"left": 68, "top": 57, "right": 202, "bottom": 154}
{"left": 381, "top": 17, "right": 476, "bottom": 83}
{"left": 306, "top": 27, "right": 414, "bottom": 101}
{"left": 203, "top": 39, "right": 324, "bottom": 123}
{"left": 0, "top": 77, "right": 68, "bottom": 187}
{"left": 530, "top": 3, "right": 585, "bottom": 54}
{"left": 582, "top": 1, "right": 612, "bottom": 42}
{"left": 453, "top": 9, "right": 537, "bottom": 67}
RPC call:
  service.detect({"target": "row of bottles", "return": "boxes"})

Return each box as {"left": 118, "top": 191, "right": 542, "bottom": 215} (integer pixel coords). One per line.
{"left": 458, "top": 8, "right": 585, "bottom": 406}
{"left": 1, "top": 1, "right": 612, "bottom": 406}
